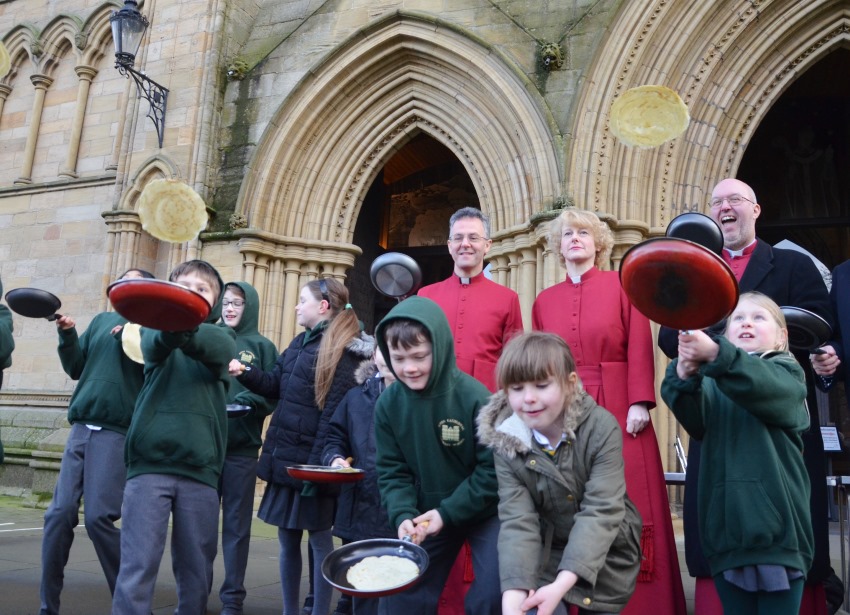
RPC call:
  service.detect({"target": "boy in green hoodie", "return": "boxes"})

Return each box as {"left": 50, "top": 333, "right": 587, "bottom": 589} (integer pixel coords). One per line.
{"left": 373, "top": 296, "right": 501, "bottom": 615}
{"left": 217, "top": 281, "right": 277, "bottom": 615}
{"left": 111, "top": 260, "right": 237, "bottom": 615}
{"left": 39, "top": 267, "right": 154, "bottom": 615}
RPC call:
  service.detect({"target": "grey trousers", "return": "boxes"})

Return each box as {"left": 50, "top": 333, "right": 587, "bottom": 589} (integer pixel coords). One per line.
{"left": 39, "top": 424, "right": 126, "bottom": 615}
{"left": 111, "top": 473, "right": 220, "bottom": 615}
{"left": 218, "top": 454, "right": 258, "bottom": 611}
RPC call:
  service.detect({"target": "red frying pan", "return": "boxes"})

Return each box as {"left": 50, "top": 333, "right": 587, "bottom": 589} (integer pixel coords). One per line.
{"left": 619, "top": 237, "right": 739, "bottom": 330}
{"left": 5, "top": 288, "right": 63, "bottom": 321}
{"left": 107, "top": 279, "right": 211, "bottom": 331}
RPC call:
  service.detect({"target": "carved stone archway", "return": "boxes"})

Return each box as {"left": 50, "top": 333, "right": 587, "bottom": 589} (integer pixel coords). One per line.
{"left": 235, "top": 10, "right": 563, "bottom": 339}
{"left": 567, "top": 0, "right": 850, "bottom": 471}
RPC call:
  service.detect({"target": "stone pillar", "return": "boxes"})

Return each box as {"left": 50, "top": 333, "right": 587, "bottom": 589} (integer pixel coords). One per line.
{"left": 281, "top": 260, "right": 303, "bottom": 344}
{"left": 518, "top": 247, "right": 537, "bottom": 330}
{"left": 14, "top": 74, "right": 53, "bottom": 185}
{"left": 59, "top": 65, "right": 98, "bottom": 179}
{"left": 0, "top": 84, "right": 11, "bottom": 124}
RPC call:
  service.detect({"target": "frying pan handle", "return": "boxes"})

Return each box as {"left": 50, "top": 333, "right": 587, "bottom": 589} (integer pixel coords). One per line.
{"left": 46, "top": 313, "right": 61, "bottom": 322}
{"left": 811, "top": 347, "right": 827, "bottom": 355}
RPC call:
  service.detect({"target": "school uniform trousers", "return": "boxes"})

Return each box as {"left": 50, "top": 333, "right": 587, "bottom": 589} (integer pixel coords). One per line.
{"left": 377, "top": 514, "right": 501, "bottom": 615}
{"left": 219, "top": 454, "right": 259, "bottom": 611}
{"left": 111, "top": 473, "right": 220, "bottom": 615}
{"left": 40, "top": 423, "right": 126, "bottom": 615}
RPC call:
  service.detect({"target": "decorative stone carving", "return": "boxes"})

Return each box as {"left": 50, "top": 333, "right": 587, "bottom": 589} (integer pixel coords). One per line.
{"left": 226, "top": 59, "right": 250, "bottom": 81}
{"left": 539, "top": 42, "right": 564, "bottom": 71}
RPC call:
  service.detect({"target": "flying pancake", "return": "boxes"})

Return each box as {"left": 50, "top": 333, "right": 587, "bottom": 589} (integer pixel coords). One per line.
{"left": 138, "top": 179, "right": 209, "bottom": 243}
{"left": 609, "top": 85, "right": 690, "bottom": 148}
{"left": 121, "top": 323, "right": 144, "bottom": 364}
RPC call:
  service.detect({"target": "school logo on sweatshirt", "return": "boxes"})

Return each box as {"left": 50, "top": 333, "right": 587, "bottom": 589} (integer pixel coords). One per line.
{"left": 439, "top": 419, "right": 464, "bottom": 447}
{"left": 238, "top": 350, "right": 257, "bottom": 366}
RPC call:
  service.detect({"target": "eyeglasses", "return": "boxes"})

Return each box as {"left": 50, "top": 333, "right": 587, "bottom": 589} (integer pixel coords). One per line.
{"left": 709, "top": 195, "right": 754, "bottom": 208}
{"left": 449, "top": 234, "right": 488, "bottom": 245}
{"left": 222, "top": 299, "right": 245, "bottom": 308}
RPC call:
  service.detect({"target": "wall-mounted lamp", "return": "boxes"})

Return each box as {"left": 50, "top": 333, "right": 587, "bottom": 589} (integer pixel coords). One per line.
{"left": 110, "top": 0, "right": 168, "bottom": 147}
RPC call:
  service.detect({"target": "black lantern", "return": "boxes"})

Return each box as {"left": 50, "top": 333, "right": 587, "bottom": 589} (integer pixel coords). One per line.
{"left": 110, "top": 0, "right": 168, "bottom": 147}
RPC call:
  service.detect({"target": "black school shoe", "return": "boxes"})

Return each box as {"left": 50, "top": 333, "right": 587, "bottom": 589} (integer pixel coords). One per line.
{"left": 301, "top": 593, "right": 314, "bottom": 615}
{"left": 332, "top": 592, "right": 352, "bottom": 615}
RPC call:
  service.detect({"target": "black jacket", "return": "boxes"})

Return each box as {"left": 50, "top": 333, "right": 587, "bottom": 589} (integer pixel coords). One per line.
{"left": 322, "top": 361, "right": 395, "bottom": 541}
{"left": 240, "top": 325, "right": 374, "bottom": 490}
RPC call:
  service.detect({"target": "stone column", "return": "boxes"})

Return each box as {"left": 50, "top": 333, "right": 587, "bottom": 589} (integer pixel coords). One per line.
{"left": 59, "top": 65, "right": 98, "bottom": 179}
{"left": 281, "top": 260, "right": 303, "bottom": 344}
{"left": 0, "top": 84, "right": 11, "bottom": 124}
{"left": 518, "top": 247, "right": 537, "bottom": 330}
{"left": 14, "top": 74, "right": 53, "bottom": 185}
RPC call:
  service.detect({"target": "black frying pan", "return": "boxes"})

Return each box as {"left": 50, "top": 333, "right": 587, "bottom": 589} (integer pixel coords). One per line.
{"left": 666, "top": 212, "right": 724, "bottom": 256}
{"left": 322, "top": 537, "right": 429, "bottom": 598}
{"left": 781, "top": 306, "right": 832, "bottom": 354}
{"left": 5, "top": 288, "right": 62, "bottom": 321}
{"left": 370, "top": 253, "right": 422, "bottom": 301}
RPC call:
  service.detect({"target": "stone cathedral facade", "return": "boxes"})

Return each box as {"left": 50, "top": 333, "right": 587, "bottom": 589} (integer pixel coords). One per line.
{"left": 0, "top": 0, "right": 847, "bottom": 498}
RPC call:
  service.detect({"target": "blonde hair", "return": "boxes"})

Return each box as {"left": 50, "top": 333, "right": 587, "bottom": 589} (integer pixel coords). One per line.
{"left": 725, "top": 291, "right": 790, "bottom": 353}
{"left": 547, "top": 208, "right": 614, "bottom": 269}
{"left": 496, "top": 332, "right": 583, "bottom": 437}
{"left": 306, "top": 278, "right": 361, "bottom": 409}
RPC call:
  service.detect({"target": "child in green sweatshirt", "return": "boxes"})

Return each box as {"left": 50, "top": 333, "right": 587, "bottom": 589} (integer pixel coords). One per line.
{"left": 111, "top": 260, "right": 236, "bottom": 615}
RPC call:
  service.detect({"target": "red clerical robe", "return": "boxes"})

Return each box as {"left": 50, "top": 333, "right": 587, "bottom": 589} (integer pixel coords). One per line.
{"left": 419, "top": 272, "right": 524, "bottom": 392}
{"left": 532, "top": 266, "right": 687, "bottom": 615}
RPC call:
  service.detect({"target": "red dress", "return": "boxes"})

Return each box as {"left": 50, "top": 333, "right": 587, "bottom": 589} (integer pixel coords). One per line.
{"left": 532, "top": 267, "right": 686, "bottom": 615}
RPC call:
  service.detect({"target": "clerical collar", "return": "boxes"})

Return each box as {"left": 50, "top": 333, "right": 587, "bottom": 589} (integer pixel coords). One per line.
{"left": 455, "top": 271, "right": 483, "bottom": 285}
{"left": 569, "top": 275, "right": 582, "bottom": 284}
{"left": 724, "top": 240, "right": 757, "bottom": 258}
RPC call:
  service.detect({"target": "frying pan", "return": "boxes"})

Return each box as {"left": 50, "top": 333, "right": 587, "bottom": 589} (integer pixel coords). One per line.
{"left": 225, "top": 404, "right": 251, "bottom": 418}
{"left": 619, "top": 237, "right": 739, "bottom": 330}
{"left": 370, "top": 253, "right": 422, "bottom": 300}
{"left": 322, "top": 537, "right": 430, "bottom": 598}
{"left": 287, "top": 464, "right": 365, "bottom": 484}
{"left": 781, "top": 306, "right": 832, "bottom": 354}
{"left": 107, "top": 279, "right": 211, "bottom": 332}
{"left": 5, "top": 288, "right": 62, "bottom": 321}
{"left": 665, "top": 212, "right": 724, "bottom": 255}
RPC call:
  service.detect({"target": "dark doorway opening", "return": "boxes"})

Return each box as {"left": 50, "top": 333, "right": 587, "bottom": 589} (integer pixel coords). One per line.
{"left": 347, "top": 133, "right": 481, "bottom": 332}
{"left": 738, "top": 48, "right": 850, "bottom": 270}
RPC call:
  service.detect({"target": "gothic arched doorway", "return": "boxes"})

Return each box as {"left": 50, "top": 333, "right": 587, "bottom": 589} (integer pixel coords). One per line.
{"left": 348, "top": 132, "right": 480, "bottom": 332}
{"left": 738, "top": 48, "right": 850, "bottom": 270}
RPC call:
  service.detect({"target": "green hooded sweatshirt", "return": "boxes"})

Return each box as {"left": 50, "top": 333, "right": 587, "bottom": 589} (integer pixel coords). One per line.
{"left": 374, "top": 296, "right": 498, "bottom": 531}
{"left": 124, "top": 266, "right": 237, "bottom": 489}
{"left": 57, "top": 310, "right": 145, "bottom": 434}
{"left": 220, "top": 281, "right": 277, "bottom": 457}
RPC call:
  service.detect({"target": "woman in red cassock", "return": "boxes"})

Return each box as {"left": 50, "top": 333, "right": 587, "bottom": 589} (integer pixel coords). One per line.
{"left": 532, "top": 207, "right": 686, "bottom": 615}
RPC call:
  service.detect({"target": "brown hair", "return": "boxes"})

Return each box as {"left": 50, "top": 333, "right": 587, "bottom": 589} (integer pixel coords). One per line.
{"left": 383, "top": 319, "right": 431, "bottom": 350}
{"left": 496, "top": 331, "right": 583, "bottom": 437}
{"left": 168, "top": 260, "right": 222, "bottom": 304}
{"left": 547, "top": 208, "right": 614, "bottom": 269}
{"left": 308, "top": 278, "right": 361, "bottom": 409}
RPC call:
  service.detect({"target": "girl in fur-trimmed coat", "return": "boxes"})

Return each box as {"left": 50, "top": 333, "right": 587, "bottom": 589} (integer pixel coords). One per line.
{"left": 477, "top": 332, "right": 642, "bottom": 615}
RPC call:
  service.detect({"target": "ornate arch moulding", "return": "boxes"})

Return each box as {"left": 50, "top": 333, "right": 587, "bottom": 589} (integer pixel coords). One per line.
{"left": 569, "top": 0, "right": 850, "bottom": 243}
{"left": 236, "top": 10, "right": 563, "bottom": 256}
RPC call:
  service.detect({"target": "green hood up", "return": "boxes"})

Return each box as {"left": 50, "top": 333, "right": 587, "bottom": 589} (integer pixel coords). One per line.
{"left": 375, "top": 296, "right": 457, "bottom": 396}
{"left": 225, "top": 281, "right": 260, "bottom": 335}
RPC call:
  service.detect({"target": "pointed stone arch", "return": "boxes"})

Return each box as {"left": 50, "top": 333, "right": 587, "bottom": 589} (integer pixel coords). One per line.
{"left": 237, "top": 10, "right": 562, "bottom": 244}
{"left": 566, "top": 0, "right": 850, "bottom": 474}
{"left": 233, "top": 10, "right": 564, "bottom": 340}
{"left": 568, "top": 0, "right": 850, "bottom": 246}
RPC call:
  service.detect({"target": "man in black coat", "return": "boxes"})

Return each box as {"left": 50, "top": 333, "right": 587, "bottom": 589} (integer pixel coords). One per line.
{"left": 659, "top": 177, "right": 835, "bottom": 612}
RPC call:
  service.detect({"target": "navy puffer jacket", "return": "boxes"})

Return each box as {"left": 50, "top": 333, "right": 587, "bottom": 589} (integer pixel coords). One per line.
{"left": 239, "top": 326, "right": 373, "bottom": 489}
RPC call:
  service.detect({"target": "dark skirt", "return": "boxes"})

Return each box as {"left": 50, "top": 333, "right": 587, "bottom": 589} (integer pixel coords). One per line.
{"left": 257, "top": 482, "right": 335, "bottom": 531}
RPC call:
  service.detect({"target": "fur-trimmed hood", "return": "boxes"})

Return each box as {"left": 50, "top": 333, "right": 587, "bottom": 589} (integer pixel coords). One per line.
{"left": 354, "top": 358, "right": 378, "bottom": 385}
{"left": 347, "top": 332, "right": 375, "bottom": 361}
{"left": 477, "top": 389, "right": 598, "bottom": 460}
